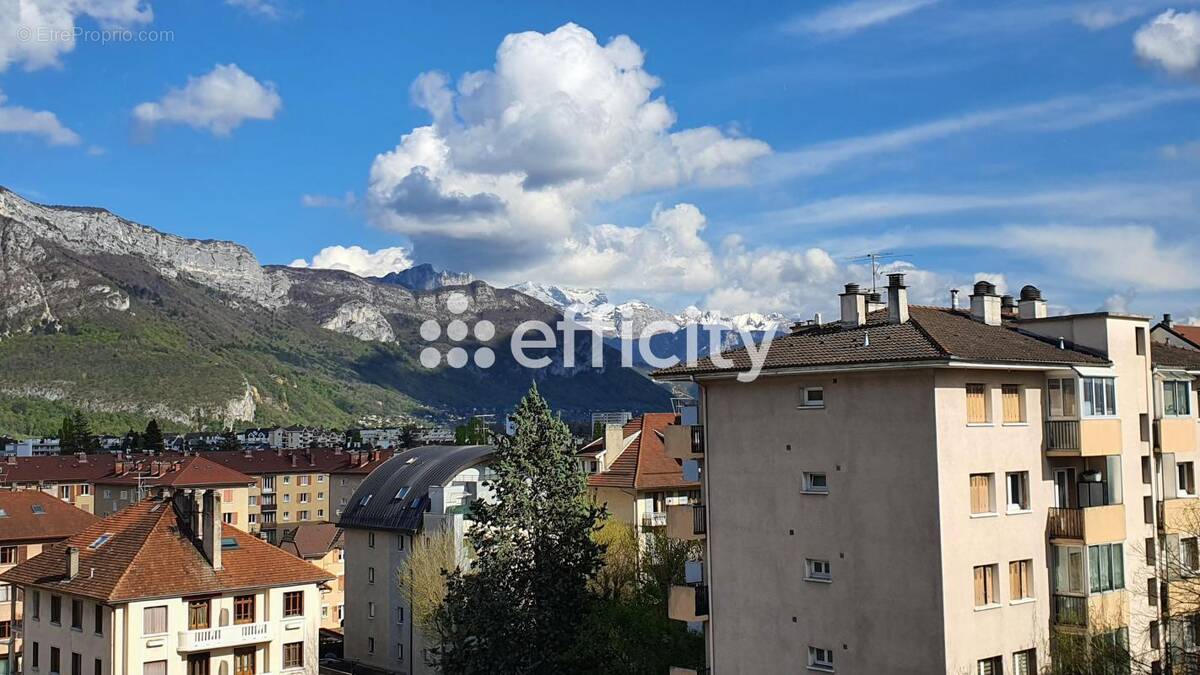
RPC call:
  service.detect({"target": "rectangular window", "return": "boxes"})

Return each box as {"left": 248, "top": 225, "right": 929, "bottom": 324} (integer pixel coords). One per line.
{"left": 974, "top": 564, "right": 999, "bottom": 607}
{"left": 802, "top": 472, "right": 828, "bottom": 494}
{"left": 71, "top": 598, "right": 82, "bottom": 629}
{"left": 368, "top": 637, "right": 375, "bottom": 653}
{"left": 397, "top": 534, "right": 405, "bottom": 551}
{"left": 397, "top": 642, "right": 404, "bottom": 661}
{"left": 94, "top": 603, "right": 103, "bottom": 635}
{"left": 0, "top": 546, "right": 15, "bottom": 564}
{"left": 808, "top": 646, "right": 834, "bottom": 671}
{"left": 978, "top": 656, "right": 1002, "bottom": 675}
{"left": 51, "top": 647, "right": 60, "bottom": 675}
{"left": 142, "top": 661, "right": 166, "bottom": 675}
{"left": 0, "top": 621, "right": 10, "bottom": 639}
{"left": 1184, "top": 537, "right": 1200, "bottom": 575}
{"left": 143, "top": 605, "right": 167, "bottom": 635}
{"left": 1082, "top": 376, "right": 1117, "bottom": 417}
{"left": 1088, "top": 542, "right": 1125, "bottom": 593}
{"left": 299, "top": 493, "right": 310, "bottom": 503}
{"left": 188, "top": 600, "right": 210, "bottom": 630}
{"left": 234, "top": 595, "right": 255, "bottom": 624}
{"left": 1006, "top": 472, "right": 1029, "bottom": 512}
{"left": 1009, "top": 559, "right": 1033, "bottom": 601}
{"left": 95, "top": 659, "right": 102, "bottom": 675}
{"left": 31, "top": 589, "right": 40, "bottom": 620}
{"left": 1002, "top": 384, "right": 1024, "bottom": 423}
{"left": 1047, "top": 377, "right": 1078, "bottom": 418}
{"left": 397, "top": 606, "right": 405, "bottom": 624}
{"left": 32, "top": 641, "right": 39, "bottom": 668}
{"left": 368, "top": 566, "right": 376, "bottom": 584}
{"left": 967, "top": 384, "right": 989, "bottom": 423}
{"left": 1180, "top": 462, "right": 1196, "bottom": 497}
{"left": 799, "top": 386, "right": 825, "bottom": 409}
{"left": 284, "top": 590, "right": 304, "bottom": 617}
{"left": 1165, "top": 380, "right": 1192, "bottom": 416}
{"left": 368, "top": 532, "right": 375, "bottom": 548}
{"left": 368, "top": 601, "right": 376, "bottom": 618}
{"left": 71, "top": 653, "right": 81, "bottom": 675}
{"left": 970, "top": 473, "right": 995, "bottom": 515}
{"left": 1013, "top": 649, "right": 1036, "bottom": 675}
{"left": 805, "top": 558, "right": 832, "bottom": 582}
{"left": 50, "top": 595, "right": 61, "bottom": 624}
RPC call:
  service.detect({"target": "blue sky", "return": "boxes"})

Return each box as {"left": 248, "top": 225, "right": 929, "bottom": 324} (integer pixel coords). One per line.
{"left": 2, "top": 0, "right": 1199, "bottom": 320}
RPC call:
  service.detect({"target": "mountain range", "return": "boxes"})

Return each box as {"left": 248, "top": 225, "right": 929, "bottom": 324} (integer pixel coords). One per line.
{"left": 0, "top": 188, "right": 671, "bottom": 436}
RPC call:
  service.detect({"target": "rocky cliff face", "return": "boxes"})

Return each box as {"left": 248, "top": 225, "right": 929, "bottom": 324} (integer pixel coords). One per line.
{"left": 377, "top": 263, "right": 474, "bottom": 291}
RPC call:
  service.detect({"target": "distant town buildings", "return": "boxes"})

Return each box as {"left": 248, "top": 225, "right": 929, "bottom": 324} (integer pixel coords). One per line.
{"left": 279, "top": 523, "right": 345, "bottom": 632}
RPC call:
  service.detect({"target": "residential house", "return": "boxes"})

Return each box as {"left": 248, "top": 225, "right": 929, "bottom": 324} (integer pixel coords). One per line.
{"left": 0, "top": 454, "right": 115, "bottom": 514}
{"left": 279, "top": 524, "right": 345, "bottom": 632}
{"left": 92, "top": 456, "right": 255, "bottom": 533}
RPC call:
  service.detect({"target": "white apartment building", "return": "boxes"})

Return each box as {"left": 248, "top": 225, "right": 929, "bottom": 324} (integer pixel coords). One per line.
{"left": 1, "top": 490, "right": 333, "bottom": 675}
{"left": 654, "top": 276, "right": 1200, "bottom": 674}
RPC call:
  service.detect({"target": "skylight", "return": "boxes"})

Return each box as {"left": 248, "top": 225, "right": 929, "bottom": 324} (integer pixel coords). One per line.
{"left": 221, "top": 537, "right": 239, "bottom": 549}
{"left": 360, "top": 494, "right": 372, "bottom": 506}
{"left": 30, "top": 504, "right": 44, "bottom": 514}
{"left": 0, "top": 508, "right": 7, "bottom": 518}
{"left": 88, "top": 533, "right": 113, "bottom": 549}
{"left": 394, "top": 486, "right": 410, "bottom": 500}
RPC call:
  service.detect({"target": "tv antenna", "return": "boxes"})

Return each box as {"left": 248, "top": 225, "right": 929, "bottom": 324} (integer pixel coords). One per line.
{"left": 846, "top": 252, "right": 910, "bottom": 293}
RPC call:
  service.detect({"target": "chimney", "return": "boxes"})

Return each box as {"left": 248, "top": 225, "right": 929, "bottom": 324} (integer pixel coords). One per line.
{"left": 1000, "top": 295, "right": 1017, "bottom": 319}
{"left": 371, "top": 450, "right": 381, "bottom": 462}
{"left": 1017, "top": 285, "right": 1048, "bottom": 320}
{"left": 1164, "top": 313, "right": 1175, "bottom": 328}
{"left": 66, "top": 546, "right": 79, "bottom": 580}
{"left": 76, "top": 452, "right": 87, "bottom": 463}
{"left": 886, "top": 273, "right": 909, "bottom": 324}
{"left": 866, "top": 292, "right": 886, "bottom": 313}
{"left": 839, "top": 283, "right": 866, "bottom": 327}
{"left": 200, "top": 489, "right": 222, "bottom": 570}
{"left": 950, "top": 289, "right": 960, "bottom": 310}
{"left": 603, "top": 424, "right": 626, "bottom": 472}
{"left": 969, "top": 281, "right": 1002, "bottom": 326}
{"left": 114, "top": 460, "right": 125, "bottom": 474}
{"left": 290, "top": 454, "right": 298, "bottom": 468}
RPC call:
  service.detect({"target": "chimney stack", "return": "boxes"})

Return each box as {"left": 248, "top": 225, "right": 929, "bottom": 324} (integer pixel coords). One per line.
{"left": 950, "top": 289, "right": 960, "bottom": 310}
{"left": 66, "top": 546, "right": 79, "bottom": 580}
{"left": 866, "top": 292, "right": 886, "bottom": 313}
{"left": 969, "top": 281, "right": 1002, "bottom": 326}
{"left": 839, "top": 283, "right": 866, "bottom": 327}
{"left": 200, "top": 489, "right": 222, "bottom": 570}
{"left": 1164, "top": 313, "right": 1175, "bottom": 328}
{"left": 886, "top": 274, "right": 909, "bottom": 324}
{"left": 1000, "top": 295, "right": 1017, "bottom": 319}
{"left": 1017, "top": 285, "right": 1048, "bottom": 320}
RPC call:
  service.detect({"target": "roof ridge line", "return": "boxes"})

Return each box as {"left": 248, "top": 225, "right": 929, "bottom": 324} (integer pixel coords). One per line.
{"left": 907, "top": 310, "right": 954, "bottom": 357}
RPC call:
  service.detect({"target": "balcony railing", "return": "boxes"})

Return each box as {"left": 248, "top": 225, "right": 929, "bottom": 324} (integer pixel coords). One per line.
{"left": 1052, "top": 594, "right": 1087, "bottom": 627}
{"left": 693, "top": 505, "right": 707, "bottom": 535}
{"left": 1046, "top": 420, "right": 1081, "bottom": 451}
{"left": 177, "top": 620, "right": 272, "bottom": 652}
{"left": 665, "top": 425, "right": 705, "bottom": 460}
{"left": 667, "top": 504, "right": 706, "bottom": 540}
{"left": 642, "top": 512, "right": 667, "bottom": 528}
{"left": 1048, "top": 507, "right": 1084, "bottom": 539}
{"left": 694, "top": 584, "right": 709, "bottom": 617}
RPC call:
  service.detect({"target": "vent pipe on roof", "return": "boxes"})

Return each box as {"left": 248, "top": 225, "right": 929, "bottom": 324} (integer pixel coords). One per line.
{"left": 66, "top": 546, "right": 79, "bottom": 580}
{"left": 839, "top": 283, "right": 866, "bottom": 327}
{"left": 1164, "top": 313, "right": 1175, "bottom": 328}
{"left": 950, "top": 289, "right": 959, "bottom": 310}
{"left": 1018, "top": 285, "right": 1047, "bottom": 320}
{"left": 814, "top": 312, "right": 822, "bottom": 325}
{"left": 887, "top": 273, "right": 909, "bottom": 324}
{"left": 969, "top": 281, "right": 1002, "bottom": 326}
{"left": 866, "top": 292, "right": 886, "bottom": 313}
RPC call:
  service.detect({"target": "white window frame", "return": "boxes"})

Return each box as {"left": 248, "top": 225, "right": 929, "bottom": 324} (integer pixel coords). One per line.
{"left": 1006, "top": 471, "right": 1030, "bottom": 513}
{"left": 808, "top": 646, "right": 834, "bottom": 672}
{"left": 799, "top": 386, "right": 825, "bottom": 409}
{"left": 1081, "top": 376, "right": 1118, "bottom": 418}
{"left": 802, "top": 472, "right": 829, "bottom": 495}
{"left": 1180, "top": 462, "right": 1197, "bottom": 498}
{"left": 804, "top": 558, "right": 832, "bottom": 583}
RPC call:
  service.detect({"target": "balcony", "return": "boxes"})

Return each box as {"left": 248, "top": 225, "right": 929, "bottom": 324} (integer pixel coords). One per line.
{"left": 177, "top": 621, "right": 273, "bottom": 652}
{"left": 1156, "top": 418, "right": 1198, "bottom": 453}
{"left": 666, "top": 504, "right": 706, "bottom": 540}
{"left": 1053, "top": 594, "right": 1087, "bottom": 628}
{"left": 260, "top": 502, "right": 277, "bottom": 512}
{"left": 1044, "top": 419, "right": 1122, "bottom": 456}
{"left": 1047, "top": 505, "right": 1126, "bottom": 543}
{"left": 1051, "top": 591, "right": 1129, "bottom": 632}
{"left": 1161, "top": 497, "right": 1200, "bottom": 533}
{"left": 668, "top": 584, "right": 709, "bottom": 622}
{"left": 665, "top": 425, "right": 705, "bottom": 460}
{"left": 641, "top": 512, "right": 667, "bottom": 528}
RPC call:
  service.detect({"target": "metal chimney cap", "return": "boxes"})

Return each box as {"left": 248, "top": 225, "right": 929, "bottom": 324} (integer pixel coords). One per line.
{"left": 1001, "top": 295, "right": 1016, "bottom": 308}
{"left": 887, "top": 272, "right": 906, "bottom": 287}
{"left": 842, "top": 283, "right": 861, "bottom": 294}
{"left": 972, "top": 280, "right": 997, "bottom": 296}
{"left": 1019, "top": 285, "right": 1042, "bottom": 301}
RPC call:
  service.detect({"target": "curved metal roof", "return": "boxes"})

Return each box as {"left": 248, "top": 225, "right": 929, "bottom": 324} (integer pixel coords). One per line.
{"left": 337, "top": 444, "right": 495, "bottom": 533}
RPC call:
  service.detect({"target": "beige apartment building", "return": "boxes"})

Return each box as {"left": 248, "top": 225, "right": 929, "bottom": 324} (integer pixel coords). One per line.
{"left": 655, "top": 276, "right": 1200, "bottom": 674}
{"left": 0, "top": 492, "right": 97, "bottom": 674}
{"left": 1, "top": 490, "right": 333, "bottom": 675}
{"left": 279, "top": 523, "right": 345, "bottom": 632}
{"left": 92, "top": 456, "right": 255, "bottom": 531}
{"left": 0, "top": 453, "right": 115, "bottom": 514}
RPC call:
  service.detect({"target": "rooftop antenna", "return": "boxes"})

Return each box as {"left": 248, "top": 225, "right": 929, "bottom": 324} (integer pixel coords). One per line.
{"left": 846, "top": 252, "right": 910, "bottom": 294}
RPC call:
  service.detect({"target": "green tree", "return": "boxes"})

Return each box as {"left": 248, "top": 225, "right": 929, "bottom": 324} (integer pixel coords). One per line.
{"left": 143, "top": 419, "right": 164, "bottom": 452}
{"left": 345, "top": 428, "right": 363, "bottom": 449}
{"left": 58, "top": 415, "right": 77, "bottom": 453}
{"left": 432, "top": 384, "right": 606, "bottom": 673}
{"left": 71, "top": 410, "right": 95, "bottom": 452}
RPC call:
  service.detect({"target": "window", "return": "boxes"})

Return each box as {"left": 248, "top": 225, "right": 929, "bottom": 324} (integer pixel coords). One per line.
{"left": 1136, "top": 326, "right": 1147, "bottom": 355}
{"left": 1180, "top": 462, "right": 1196, "bottom": 497}
{"left": 397, "top": 534, "right": 406, "bottom": 551}
{"left": 974, "top": 564, "right": 999, "bottom": 607}
{"left": 32, "top": 641, "right": 39, "bottom": 669}
{"left": 1009, "top": 559, "right": 1033, "bottom": 601}
{"left": 396, "top": 606, "right": 406, "bottom": 624}
{"left": 71, "top": 598, "right": 82, "bottom": 629}
{"left": 368, "top": 566, "right": 376, "bottom": 584}
{"left": 0, "top": 585, "right": 9, "bottom": 602}
{"left": 283, "top": 475, "right": 291, "bottom": 484}
{"left": 188, "top": 600, "right": 210, "bottom": 630}
{"left": 78, "top": 484, "right": 89, "bottom": 496}
{"left": 0, "top": 621, "right": 9, "bottom": 639}
{"left": 317, "top": 474, "right": 325, "bottom": 482}
{"left": 977, "top": 656, "right": 1002, "bottom": 675}
{"left": 317, "top": 509, "right": 324, "bottom": 519}
{"left": 1002, "top": 384, "right": 1024, "bottom": 423}
{"left": 970, "top": 473, "right": 995, "bottom": 515}
{"left": 1184, "top": 537, "right": 1200, "bottom": 575}
{"left": 368, "top": 637, "right": 375, "bottom": 653}
{"left": 94, "top": 659, "right": 102, "bottom": 675}
{"left": 142, "top": 661, "right": 165, "bottom": 675}
{"left": 284, "top": 591, "right": 304, "bottom": 617}
{"left": 368, "top": 532, "right": 375, "bottom": 548}
{"left": 283, "top": 643, "right": 304, "bottom": 669}
{"left": 799, "top": 386, "right": 825, "bottom": 409}
{"left": 59, "top": 485, "right": 71, "bottom": 499}
{"left": 31, "top": 589, "right": 40, "bottom": 620}
{"left": 805, "top": 558, "right": 832, "bottom": 582}
{"left": 50, "top": 594, "right": 61, "bottom": 624}
{"left": 368, "top": 601, "right": 376, "bottom": 618}
{"left": 967, "top": 383, "right": 989, "bottom": 423}
{"left": 234, "top": 595, "right": 255, "bottom": 624}
{"left": 298, "top": 510, "right": 309, "bottom": 521}
{"left": 802, "top": 472, "right": 828, "bottom": 494}
{"left": 142, "top": 605, "right": 167, "bottom": 635}
{"left": 808, "top": 646, "right": 834, "bottom": 671}
{"left": 396, "top": 642, "right": 404, "bottom": 661}
{"left": 94, "top": 603, "right": 103, "bottom": 635}
{"left": 1048, "top": 377, "right": 1078, "bottom": 417}
{"left": 222, "top": 512, "right": 234, "bottom": 525}
{"left": 1081, "top": 376, "right": 1117, "bottom": 416}
{"left": 299, "top": 493, "right": 310, "bottom": 503}
{"left": 298, "top": 475, "right": 310, "bottom": 486}
{"left": 0, "top": 546, "right": 15, "bottom": 564}
{"left": 1006, "top": 472, "right": 1029, "bottom": 512}
{"left": 1088, "top": 543, "right": 1125, "bottom": 593}
{"left": 283, "top": 494, "right": 291, "bottom": 503}
{"left": 71, "top": 653, "right": 81, "bottom": 675}
{"left": 1165, "top": 380, "right": 1192, "bottom": 416}
{"left": 50, "top": 647, "right": 60, "bottom": 675}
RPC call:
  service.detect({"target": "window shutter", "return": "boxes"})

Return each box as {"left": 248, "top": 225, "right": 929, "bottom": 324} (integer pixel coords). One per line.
{"left": 1164, "top": 454, "right": 1179, "bottom": 499}
{"left": 974, "top": 566, "right": 985, "bottom": 606}
{"left": 1009, "top": 562, "right": 1019, "bottom": 599}
{"left": 16, "top": 546, "right": 27, "bottom": 563}
{"left": 967, "top": 385, "right": 987, "bottom": 423}
{"left": 970, "top": 475, "right": 989, "bottom": 514}
{"left": 1167, "top": 535, "right": 1182, "bottom": 581}
{"left": 1002, "top": 385, "right": 1021, "bottom": 422}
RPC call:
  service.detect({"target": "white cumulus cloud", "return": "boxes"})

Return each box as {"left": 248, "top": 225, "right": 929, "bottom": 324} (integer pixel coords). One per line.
{"left": 0, "top": 89, "right": 81, "bottom": 145}
{"left": 133, "top": 64, "right": 282, "bottom": 137}
{"left": 288, "top": 245, "right": 413, "bottom": 278}
{"left": 0, "top": 0, "right": 152, "bottom": 72}
{"left": 1135, "top": 10, "right": 1200, "bottom": 76}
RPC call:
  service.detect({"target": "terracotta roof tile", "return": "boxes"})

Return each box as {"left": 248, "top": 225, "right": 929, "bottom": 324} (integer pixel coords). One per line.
{"left": 587, "top": 414, "right": 698, "bottom": 491}
{"left": 1152, "top": 342, "right": 1200, "bottom": 370}
{"left": 98, "top": 456, "right": 254, "bottom": 488}
{"left": 0, "top": 454, "right": 115, "bottom": 485}
{"left": 279, "top": 523, "right": 343, "bottom": 559}
{"left": 0, "top": 498, "right": 333, "bottom": 602}
{"left": 0, "top": 491, "right": 98, "bottom": 543}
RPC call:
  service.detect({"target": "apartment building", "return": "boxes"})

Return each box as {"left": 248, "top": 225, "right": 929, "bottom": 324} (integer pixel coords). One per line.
{"left": 0, "top": 491, "right": 333, "bottom": 675}
{"left": 0, "top": 454, "right": 115, "bottom": 514}
{"left": 279, "top": 523, "right": 345, "bottom": 632}
{"left": 0, "top": 492, "right": 97, "bottom": 674}
{"left": 337, "top": 444, "right": 495, "bottom": 675}
{"left": 578, "top": 413, "right": 700, "bottom": 533}
{"left": 330, "top": 451, "right": 396, "bottom": 519}
{"left": 653, "top": 276, "right": 1182, "bottom": 674}
{"left": 92, "top": 456, "right": 254, "bottom": 529}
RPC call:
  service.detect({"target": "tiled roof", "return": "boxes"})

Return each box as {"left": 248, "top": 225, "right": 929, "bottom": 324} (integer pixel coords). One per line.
{"left": 201, "top": 448, "right": 379, "bottom": 475}
{"left": 98, "top": 456, "right": 254, "bottom": 487}
{"left": 1158, "top": 323, "right": 1200, "bottom": 350}
{"left": 1152, "top": 342, "right": 1200, "bottom": 370}
{"left": 0, "top": 491, "right": 98, "bottom": 543}
{"left": 280, "top": 523, "right": 343, "bottom": 559}
{"left": 0, "top": 454, "right": 115, "bottom": 485}
{"left": 654, "top": 306, "right": 1108, "bottom": 378}
{"left": 587, "top": 414, "right": 698, "bottom": 491}
{"left": 0, "top": 498, "right": 333, "bottom": 602}
{"left": 330, "top": 450, "right": 395, "bottom": 476}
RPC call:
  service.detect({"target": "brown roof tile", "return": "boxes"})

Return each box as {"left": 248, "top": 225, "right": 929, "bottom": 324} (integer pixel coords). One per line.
{"left": 0, "top": 454, "right": 115, "bottom": 485}
{"left": 0, "top": 498, "right": 333, "bottom": 602}
{"left": 1152, "top": 342, "right": 1200, "bottom": 370}
{"left": 587, "top": 414, "right": 698, "bottom": 491}
{"left": 98, "top": 456, "right": 254, "bottom": 488}
{"left": 279, "top": 523, "right": 343, "bottom": 559}
{"left": 0, "top": 491, "right": 98, "bottom": 543}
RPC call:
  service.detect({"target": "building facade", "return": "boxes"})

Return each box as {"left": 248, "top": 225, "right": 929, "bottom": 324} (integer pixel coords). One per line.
{"left": 279, "top": 523, "right": 346, "bottom": 632}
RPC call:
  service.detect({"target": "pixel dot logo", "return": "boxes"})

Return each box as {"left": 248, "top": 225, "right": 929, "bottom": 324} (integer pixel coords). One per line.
{"left": 418, "top": 292, "right": 496, "bottom": 369}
